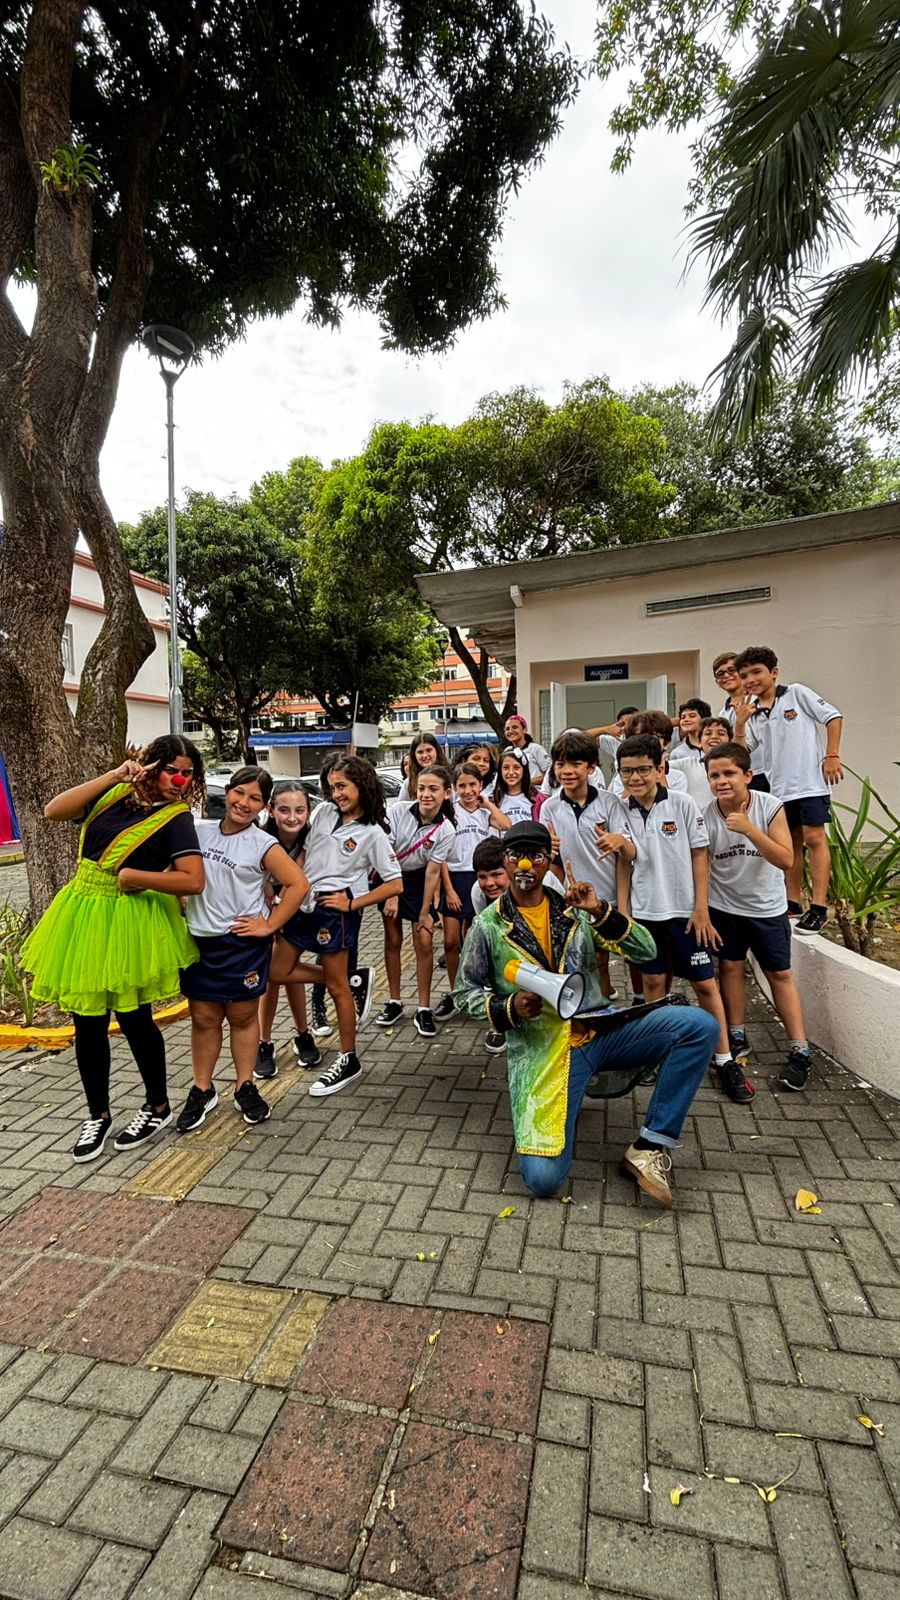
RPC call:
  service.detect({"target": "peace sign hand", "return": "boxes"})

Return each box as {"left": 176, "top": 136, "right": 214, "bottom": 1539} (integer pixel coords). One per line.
{"left": 113, "top": 758, "right": 158, "bottom": 785}
{"left": 564, "top": 860, "right": 600, "bottom": 913}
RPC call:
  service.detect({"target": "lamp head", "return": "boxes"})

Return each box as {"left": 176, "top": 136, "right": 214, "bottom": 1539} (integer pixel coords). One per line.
{"left": 142, "top": 323, "right": 194, "bottom": 379}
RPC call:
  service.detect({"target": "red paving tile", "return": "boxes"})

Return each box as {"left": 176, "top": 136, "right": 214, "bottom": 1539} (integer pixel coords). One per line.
{"left": 221, "top": 1400, "right": 394, "bottom": 1571}
{"left": 140, "top": 1201, "right": 256, "bottom": 1274}
{"left": 413, "top": 1312, "right": 549, "bottom": 1434}
{"left": 0, "top": 1256, "right": 109, "bottom": 1345}
{"left": 295, "top": 1298, "right": 432, "bottom": 1410}
{"left": 60, "top": 1195, "right": 170, "bottom": 1260}
{"left": 363, "top": 1421, "right": 533, "bottom": 1600}
{"left": 0, "top": 1186, "right": 104, "bottom": 1249}
{"left": 51, "top": 1265, "right": 196, "bottom": 1361}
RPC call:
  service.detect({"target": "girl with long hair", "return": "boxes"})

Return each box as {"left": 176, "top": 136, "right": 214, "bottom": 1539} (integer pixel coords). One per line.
{"left": 376, "top": 765, "right": 456, "bottom": 1038}
{"left": 503, "top": 714, "right": 551, "bottom": 781}
{"left": 255, "top": 782, "right": 322, "bottom": 1078}
{"left": 21, "top": 735, "right": 206, "bottom": 1162}
{"left": 397, "top": 734, "right": 444, "bottom": 800}
{"left": 269, "top": 757, "right": 402, "bottom": 1098}
{"left": 492, "top": 746, "right": 537, "bottom": 826}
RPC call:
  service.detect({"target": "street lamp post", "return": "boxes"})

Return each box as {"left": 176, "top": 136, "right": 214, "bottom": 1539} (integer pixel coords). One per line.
{"left": 142, "top": 324, "right": 195, "bottom": 734}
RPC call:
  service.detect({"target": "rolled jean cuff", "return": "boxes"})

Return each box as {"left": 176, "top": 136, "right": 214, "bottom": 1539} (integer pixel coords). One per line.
{"left": 640, "top": 1124, "right": 679, "bottom": 1151}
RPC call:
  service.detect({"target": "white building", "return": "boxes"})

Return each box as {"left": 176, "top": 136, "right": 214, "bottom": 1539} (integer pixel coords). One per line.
{"left": 65, "top": 552, "right": 171, "bottom": 746}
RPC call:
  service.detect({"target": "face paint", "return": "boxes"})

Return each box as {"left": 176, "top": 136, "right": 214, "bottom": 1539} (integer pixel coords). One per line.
{"left": 514, "top": 870, "right": 536, "bottom": 891}
{"left": 169, "top": 774, "right": 189, "bottom": 789}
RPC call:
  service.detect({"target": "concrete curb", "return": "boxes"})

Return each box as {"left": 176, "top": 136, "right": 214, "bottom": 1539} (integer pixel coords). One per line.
{"left": 0, "top": 997, "right": 189, "bottom": 1053}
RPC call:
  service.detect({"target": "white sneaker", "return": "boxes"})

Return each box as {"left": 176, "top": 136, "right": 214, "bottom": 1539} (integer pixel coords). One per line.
{"left": 622, "top": 1143, "right": 673, "bottom": 1208}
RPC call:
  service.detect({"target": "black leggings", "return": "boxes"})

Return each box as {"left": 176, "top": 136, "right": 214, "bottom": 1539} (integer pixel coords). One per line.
{"left": 72, "top": 1005, "right": 168, "bottom": 1118}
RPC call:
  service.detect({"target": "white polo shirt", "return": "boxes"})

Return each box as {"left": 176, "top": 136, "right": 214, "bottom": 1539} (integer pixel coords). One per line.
{"left": 610, "top": 762, "right": 688, "bottom": 799}
{"left": 717, "top": 698, "right": 738, "bottom": 728}
{"left": 744, "top": 683, "right": 841, "bottom": 801}
{"left": 447, "top": 802, "right": 492, "bottom": 872}
{"left": 542, "top": 786, "right": 632, "bottom": 902}
{"left": 627, "top": 787, "right": 710, "bottom": 920}
{"left": 388, "top": 801, "right": 455, "bottom": 873}
{"left": 520, "top": 740, "right": 551, "bottom": 779}
{"left": 188, "top": 821, "right": 276, "bottom": 937}
{"left": 597, "top": 734, "right": 620, "bottom": 760}
{"left": 704, "top": 793, "right": 788, "bottom": 917}
{"left": 301, "top": 801, "right": 400, "bottom": 909}
{"left": 493, "top": 791, "right": 535, "bottom": 828}
{"left": 668, "top": 744, "right": 713, "bottom": 808}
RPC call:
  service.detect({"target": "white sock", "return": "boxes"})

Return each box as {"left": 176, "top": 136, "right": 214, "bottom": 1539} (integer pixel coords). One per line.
{"left": 714, "top": 1053, "right": 732, "bottom": 1067}
{"left": 789, "top": 1040, "right": 810, "bottom": 1054}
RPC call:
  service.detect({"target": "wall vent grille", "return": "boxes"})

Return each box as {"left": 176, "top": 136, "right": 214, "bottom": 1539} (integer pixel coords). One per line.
{"left": 646, "top": 585, "right": 772, "bottom": 616}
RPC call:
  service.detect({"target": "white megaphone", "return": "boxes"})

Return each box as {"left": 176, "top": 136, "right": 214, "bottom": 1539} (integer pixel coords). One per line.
{"left": 503, "top": 958, "right": 586, "bottom": 1020}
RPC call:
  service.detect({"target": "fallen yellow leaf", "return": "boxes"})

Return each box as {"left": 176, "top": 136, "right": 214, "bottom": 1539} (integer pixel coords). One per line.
{"left": 560, "top": 1196, "right": 573, "bottom": 1205}
{"left": 858, "top": 1415, "right": 885, "bottom": 1437}
{"left": 794, "top": 1189, "right": 819, "bottom": 1213}
{"left": 416, "top": 1253, "right": 426, "bottom": 1262}
{"left": 670, "top": 1483, "right": 693, "bottom": 1507}
{"left": 495, "top": 1320, "right": 510, "bottom": 1337}
{"left": 723, "top": 1476, "right": 741, "bottom": 1485}
{"left": 427, "top": 1330, "right": 440, "bottom": 1346}
{"left": 498, "top": 1206, "right": 516, "bottom": 1218}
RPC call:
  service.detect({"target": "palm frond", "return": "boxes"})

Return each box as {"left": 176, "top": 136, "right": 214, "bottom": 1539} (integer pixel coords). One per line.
{"left": 800, "top": 241, "right": 900, "bottom": 398}
{"left": 706, "top": 305, "right": 794, "bottom": 440}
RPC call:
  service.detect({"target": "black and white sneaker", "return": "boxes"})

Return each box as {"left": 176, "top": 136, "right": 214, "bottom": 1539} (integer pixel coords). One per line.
{"left": 780, "top": 1050, "right": 811, "bottom": 1092}
{"left": 433, "top": 993, "right": 456, "bottom": 1024}
{"left": 375, "top": 1000, "right": 404, "bottom": 1028}
{"left": 254, "top": 1040, "right": 278, "bottom": 1081}
{"left": 310, "top": 998, "right": 332, "bottom": 1038}
{"left": 176, "top": 1085, "right": 219, "bottom": 1134}
{"left": 308, "top": 1052, "right": 362, "bottom": 1098}
{"left": 728, "top": 1029, "right": 751, "bottom": 1062}
{"left": 293, "top": 1031, "right": 322, "bottom": 1070}
{"left": 113, "top": 1102, "right": 172, "bottom": 1151}
{"left": 235, "top": 1079, "right": 271, "bottom": 1124}
{"left": 787, "top": 900, "right": 803, "bottom": 919}
{"left": 350, "top": 967, "right": 376, "bottom": 1028}
{"left": 414, "top": 1008, "right": 437, "bottom": 1038}
{"left": 714, "top": 1058, "right": 755, "bottom": 1104}
{"left": 484, "top": 1029, "right": 506, "bottom": 1055}
{"left": 73, "top": 1116, "right": 113, "bottom": 1163}
{"left": 795, "top": 906, "right": 828, "bottom": 935}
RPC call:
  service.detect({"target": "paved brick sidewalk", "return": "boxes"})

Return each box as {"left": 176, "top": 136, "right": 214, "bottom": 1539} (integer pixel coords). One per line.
{"left": 0, "top": 936, "right": 899, "bottom": 1600}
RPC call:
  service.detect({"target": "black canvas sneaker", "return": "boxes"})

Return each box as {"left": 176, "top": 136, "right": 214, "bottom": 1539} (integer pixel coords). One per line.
{"left": 375, "top": 1000, "right": 404, "bottom": 1027}
{"left": 795, "top": 906, "right": 828, "bottom": 935}
{"left": 780, "top": 1050, "right": 811, "bottom": 1091}
{"left": 254, "top": 1040, "right": 278, "bottom": 1081}
{"left": 113, "top": 1102, "right": 172, "bottom": 1151}
{"left": 484, "top": 1029, "right": 506, "bottom": 1054}
{"left": 350, "top": 967, "right": 376, "bottom": 1028}
{"left": 73, "top": 1116, "right": 113, "bottom": 1163}
{"left": 414, "top": 1008, "right": 437, "bottom": 1038}
{"left": 235, "top": 1079, "right": 271, "bottom": 1124}
{"left": 310, "top": 998, "right": 332, "bottom": 1037}
{"left": 715, "top": 1058, "right": 755, "bottom": 1103}
{"left": 308, "top": 1052, "right": 362, "bottom": 1098}
{"left": 728, "top": 1029, "right": 751, "bottom": 1062}
{"left": 176, "top": 1085, "right": 219, "bottom": 1134}
{"left": 293, "top": 1031, "right": 323, "bottom": 1070}
{"left": 433, "top": 993, "right": 456, "bottom": 1024}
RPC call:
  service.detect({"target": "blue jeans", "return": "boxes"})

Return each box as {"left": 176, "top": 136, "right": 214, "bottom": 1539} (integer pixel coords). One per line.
{"left": 519, "top": 1005, "right": 719, "bottom": 1198}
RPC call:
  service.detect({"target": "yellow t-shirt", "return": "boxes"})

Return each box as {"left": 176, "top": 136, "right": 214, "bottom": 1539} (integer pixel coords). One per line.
{"left": 517, "top": 898, "right": 552, "bottom": 965}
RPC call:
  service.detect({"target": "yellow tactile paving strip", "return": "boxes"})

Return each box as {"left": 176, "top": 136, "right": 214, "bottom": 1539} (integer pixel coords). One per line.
{"left": 146, "top": 1280, "right": 329, "bottom": 1384}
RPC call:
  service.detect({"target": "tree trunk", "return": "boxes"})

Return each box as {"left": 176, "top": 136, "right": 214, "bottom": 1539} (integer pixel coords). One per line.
{"left": 448, "top": 627, "right": 516, "bottom": 735}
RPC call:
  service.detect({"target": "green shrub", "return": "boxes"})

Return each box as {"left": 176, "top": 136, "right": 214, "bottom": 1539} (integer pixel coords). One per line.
{"left": 828, "top": 776, "right": 900, "bottom": 958}
{"left": 0, "top": 901, "right": 35, "bottom": 1027}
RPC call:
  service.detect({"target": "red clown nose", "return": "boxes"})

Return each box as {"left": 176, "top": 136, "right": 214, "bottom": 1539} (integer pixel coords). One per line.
{"left": 169, "top": 774, "right": 189, "bottom": 789}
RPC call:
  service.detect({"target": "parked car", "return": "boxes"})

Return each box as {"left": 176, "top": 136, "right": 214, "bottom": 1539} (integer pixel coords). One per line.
{"left": 204, "top": 774, "right": 325, "bottom": 821}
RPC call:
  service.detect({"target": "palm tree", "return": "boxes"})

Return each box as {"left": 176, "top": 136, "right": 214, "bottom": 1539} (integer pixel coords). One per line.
{"left": 688, "top": 0, "right": 900, "bottom": 438}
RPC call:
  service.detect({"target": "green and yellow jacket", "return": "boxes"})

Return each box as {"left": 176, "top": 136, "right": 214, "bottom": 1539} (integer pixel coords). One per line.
{"left": 453, "top": 889, "right": 655, "bottom": 1158}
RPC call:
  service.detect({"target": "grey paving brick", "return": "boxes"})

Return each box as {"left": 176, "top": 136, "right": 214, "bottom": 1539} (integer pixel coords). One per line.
{"left": 598, "top": 1253, "right": 640, "bottom": 1321}
{"left": 832, "top": 1313, "right": 900, "bottom": 1356}
{"left": 791, "top": 1345, "right": 900, "bottom": 1401}
{"left": 586, "top": 1515, "right": 715, "bottom": 1600}
{"left": 538, "top": 1390, "right": 591, "bottom": 1448}
{"left": 0, "top": 1398, "right": 92, "bottom": 1458}
{"left": 239, "top": 1549, "right": 348, "bottom": 1593}
{"left": 155, "top": 1423, "right": 261, "bottom": 1495}
{"left": 232, "top": 1386, "right": 284, "bottom": 1439}
{"left": 820, "top": 1441, "right": 900, "bottom": 1573}
{"left": 0, "top": 1353, "right": 54, "bottom": 1420}
{"left": 735, "top": 1304, "right": 797, "bottom": 1384}
{"left": 640, "top": 1233, "right": 684, "bottom": 1296}
{"left": 648, "top": 1462, "right": 772, "bottom": 1546}
{"left": 692, "top": 1332, "right": 753, "bottom": 1425}
{"left": 71, "top": 1542, "right": 150, "bottom": 1598}
{"left": 0, "top": 1515, "right": 100, "bottom": 1600}
{"left": 189, "top": 1378, "right": 253, "bottom": 1432}
{"left": 771, "top": 1277, "right": 836, "bottom": 1348}
{"left": 523, "top": 1441, "right": 588, "bottom": 1579}
{"left": 683, "top": 1266, "right": 772, "bottom": 1304}
{"left": 752, "top": 1381, "right": 868, "bottom": 1443}
{"left": 0, "top": 1454, "right": 50, "bottom": 1528}
{"left": 68, "top": 1361, "right": 168, "bottom": 1417}
{"left": 643, "top": 1292, "right": 734, "bottom": 1334}
{"left": 26, "top": 1414, "right": 132, "bottom": 1523}
{"left": 590, "top": 1399, "right": 647, "bottom": 1521}
{"left": 714, "top": 1544, "right": 784, "bottom": 1600}
{"left": 113, "top": 1374, "right": 209, "bottom": 1474}
{"left": 68, "top": 1470, "right": 188, "bottom": 1549}
{"left": 645, "top": 1365, "right": 702, "bottom": 1471}
{"left": 193, "top": 1572, "right": 311, "bottom": 1600}
{"left": 852, "top": 1572, "right": 900, "bottom": 1600}
{"left": 769, "top": 1490, "right": 854, "bottom": 1600}
{"left": 28, "top": 1355, "right": 95, "bottom": 1405}
{"left": 597, "top": 1316, "right": 692, "bottom": 1369}
{"left": 806, "top": 1249, "right": 873, "bottom": 1316}
{"left": 130, "top": 1488, "right": 229, "bottom": 1600}
{"left": 702, "top": 1422, "right": 823, "bottom": 1494}
{"left": 551, "top": 1279, "right": 597, "bottom": 1351}
{"left": 544, "top": 1348, "right": 643, "bottom": 1405}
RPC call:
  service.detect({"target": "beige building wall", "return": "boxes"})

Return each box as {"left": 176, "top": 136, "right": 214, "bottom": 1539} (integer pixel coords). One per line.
{"left": 515, "top": 538, "right": 900, "bottom": 804}
{"left": 65, "top": 555, "right": 171, "bottom": 747}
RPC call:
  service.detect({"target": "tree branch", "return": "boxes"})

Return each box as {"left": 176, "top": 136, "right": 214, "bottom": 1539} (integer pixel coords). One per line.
{"left": 448, "top": 625, "right": 504, "bottom": 735}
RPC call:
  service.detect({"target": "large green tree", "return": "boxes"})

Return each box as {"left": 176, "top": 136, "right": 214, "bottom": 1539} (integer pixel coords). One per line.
{"left": 595, "top": 0, "right": 900, "bottom": 436}
{"left": 0, "top": 1, "right": 576, "bottom": 911}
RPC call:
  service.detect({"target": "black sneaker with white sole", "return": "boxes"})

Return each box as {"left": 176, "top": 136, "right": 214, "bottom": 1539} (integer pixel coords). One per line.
{"left": 293, "top": 1031, "right": 322, "bottom": 1070}
{"left": 113, "top": 1102, "right": 172, "bottom": 1151}
{"left": 375, "top": 1000, "right": 404, "bottom": 1027}
{"left": 433, "top": 993, "right": 456, "bottom": 1024}
{"left": 254, "top": 1040, "right": 278, "bottom": 1081}
{"left": 728, "top": 1029, "right": 751, "bottom": 1062}
{"left": 780, "top": 1050, "right": 811, "bottom": 1091}
{"left": 73, "top": 1115, "right": 113, "bottom": 1163}
{"left": 311, "top": 999, "right": 332, "bottom": 1038}
{"left": 308, "top": 1051, "right": 362, "bottom": 1097}
{"left": 794, "top": 906, "right": 828, "bottom": 935}
{"left": 414, "top": 1007, "right": 437, "bottom": 1038}
{"left": 350, "top": 967, "right": 376, "bottom": 1028}
{"left": 714, "top": 1057, "right": 755, "bottom": 1103}
{"left": 484, "top": 1029, "right": 506, "bottom": 1054}
{"left": 176, "top": 1085, "right": 219, "bottom": 1134}
{"left": 235, "top": 1079, "right": 271, "bottom": 1124}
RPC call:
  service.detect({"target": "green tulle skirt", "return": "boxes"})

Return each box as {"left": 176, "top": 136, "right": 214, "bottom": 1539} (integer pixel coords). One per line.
{"left": 21, "top": 858, "right": 199, "bottom": 1016}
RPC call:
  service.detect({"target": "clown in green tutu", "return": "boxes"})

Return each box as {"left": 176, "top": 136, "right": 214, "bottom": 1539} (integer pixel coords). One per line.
{"left": 21, "top": 735, "right": 206, "bottom": 1163}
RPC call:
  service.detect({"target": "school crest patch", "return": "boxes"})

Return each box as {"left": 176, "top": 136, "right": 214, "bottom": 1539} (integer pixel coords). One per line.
{"left": 343, "top": 837, "right": 358, "bottom": 852}
{"left": 661, "top": 821, "right": 678, "bottom": 836}
{"left": 317, "top": 927, "right": 332, "bottom": 945}
{"left": 243, "top": 970, "right": 260, "bottom": 989}
{"left": 783, "top": 708, "right": 798, "bottom": 720}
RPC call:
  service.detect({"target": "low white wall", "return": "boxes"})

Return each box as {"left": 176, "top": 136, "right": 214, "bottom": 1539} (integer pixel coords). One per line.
{"left": 751, "top": 935, "right": 900, "bottom": 1101}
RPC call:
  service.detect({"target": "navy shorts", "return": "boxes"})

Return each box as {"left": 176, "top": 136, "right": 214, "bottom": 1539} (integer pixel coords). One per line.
{"left": 440, "top": 870, "right": 477, "bottom": 923}
{"left": 783, "top": 794, "right": 831, "bottom": 829}
{"left": 281, "top": 904, "right": 361, "bottom": 956}
{"left": 637, "top": 917, "right": 716, "bottom": 981}
{"left": 388, "top": 869, "right": 438, "bottom": 926}
{"left": 711, "top": 908, "right": 792, "bottom": 972}
{"left": 748, "top": 773, "right": 770, "bottom": 793}
{"left": 181, "top": 933, "right": 272, "bottom": 1004}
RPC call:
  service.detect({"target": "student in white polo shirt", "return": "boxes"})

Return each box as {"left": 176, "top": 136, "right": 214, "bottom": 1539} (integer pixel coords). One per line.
{"left": 270, "top": 757, "right": 402, "bottom": 1099}
{"left": 377, "top": 766, "right": 456, "bottom": 1039}
{"left": 704, "top": 743, "right": 812, "bottom": 1092}
{"left": 614, "top": 734, "right": 753, "bottom": 1105}
{"left": 541, "top": 728, "right": 635, "bottom": 1000}
{"left": 733, "top": 646, "right": 843, "bottom": 934}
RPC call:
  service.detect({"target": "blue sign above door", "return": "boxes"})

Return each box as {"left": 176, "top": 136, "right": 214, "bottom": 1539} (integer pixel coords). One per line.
{"left": 584, "top": 663, "right": 629, "bottom": 682}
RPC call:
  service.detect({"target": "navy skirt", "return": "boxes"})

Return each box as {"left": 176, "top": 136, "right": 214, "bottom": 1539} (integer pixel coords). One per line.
{"left": 181, "top": 933, "right": 272, "bottom": 1003}
{"left": 439, "top": 869, "right": 478, "bottom": 922}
